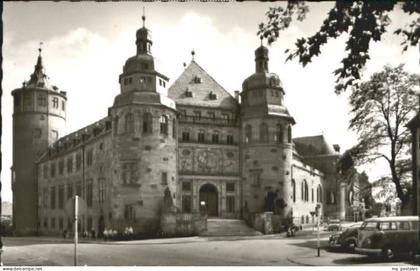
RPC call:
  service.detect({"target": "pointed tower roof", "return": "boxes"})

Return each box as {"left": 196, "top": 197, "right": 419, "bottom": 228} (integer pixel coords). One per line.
{"left": 168, "top": 60, "right": 237, "bottom": 109}
{"left": 25, "top": 45, "right": 55, "bottom": 90}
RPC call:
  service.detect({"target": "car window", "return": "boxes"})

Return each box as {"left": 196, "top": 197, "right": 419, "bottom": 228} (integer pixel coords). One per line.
{"left": 379, "top": 222, "right": 390, "bottom": 230}
{"left": 411, "top": 221, "right": 419, "bottom": 230}
{"left": 361, "top": 222, "right": 378, "bottom": 230}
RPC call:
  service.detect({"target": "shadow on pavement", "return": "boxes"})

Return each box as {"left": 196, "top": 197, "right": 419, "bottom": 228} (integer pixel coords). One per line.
{"left": 332, "top": 254, "right": 414, "bottom": 265}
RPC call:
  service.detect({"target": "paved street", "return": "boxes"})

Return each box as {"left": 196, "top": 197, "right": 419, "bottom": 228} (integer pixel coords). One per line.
{"left": 1, "top": 232, "right": 417, "bottom": 266}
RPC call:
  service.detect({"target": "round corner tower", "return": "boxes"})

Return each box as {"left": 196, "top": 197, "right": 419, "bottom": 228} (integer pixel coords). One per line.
{"left": 109, "top": 16, "right": 178, "bottom": 234}
{"left": 12, "top": 49, "right": 67, "bottom": 235}
{"left": 240, "top": 43, "right": 295, "bottom": 224}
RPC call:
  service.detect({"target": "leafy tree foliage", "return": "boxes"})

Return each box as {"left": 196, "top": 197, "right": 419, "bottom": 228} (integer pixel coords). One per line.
{"left": 258, "top": 1, "right": 419, "bottom": 93}
{"left": 347, "top": 65, "right": 419, "bottom": 206}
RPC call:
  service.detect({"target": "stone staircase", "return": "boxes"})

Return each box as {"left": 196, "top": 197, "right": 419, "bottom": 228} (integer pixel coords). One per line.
{"left": 200, "top": 218, "right": 263, "bottom": 237}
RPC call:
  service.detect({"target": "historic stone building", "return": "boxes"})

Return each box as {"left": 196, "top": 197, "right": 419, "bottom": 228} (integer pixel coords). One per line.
{"left": 12, "top": 17, "right": 361, "bottom": 236}
{"left": 408, "top": 106, "right": 420, "bottom": 217}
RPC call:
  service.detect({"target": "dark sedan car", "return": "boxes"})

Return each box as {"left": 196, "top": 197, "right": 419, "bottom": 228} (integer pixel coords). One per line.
{"left": 329, "top": 222, "right": 363, "bottom": 251}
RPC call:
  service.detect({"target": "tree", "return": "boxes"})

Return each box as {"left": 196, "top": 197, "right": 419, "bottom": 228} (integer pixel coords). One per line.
{"left": 347, "top": 65, "right": 419, "bottom": 207}
{"left": 258, "top": 1, "right": 419, "bottom": 93}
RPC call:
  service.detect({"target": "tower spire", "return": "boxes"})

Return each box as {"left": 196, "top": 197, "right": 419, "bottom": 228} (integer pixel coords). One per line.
{"left": 191, "top": 49, "right": 195, "bottom": 61}
{"left": 142, "top": 7, "right": 146, "bottom": 27}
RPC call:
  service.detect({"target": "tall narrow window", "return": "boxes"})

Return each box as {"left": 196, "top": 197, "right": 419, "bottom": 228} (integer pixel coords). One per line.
{"left": 86, "top": 149, "right": 93, "bottom": 167}
{"left": 38, "top": 94, "right": 47, "bottom": 107}
{"left": 305, "top": 181, "right": 309, "bottom": 201}
{"left": 198, "top": 130, "right": 205, "bottom": 143}
{"left": 288, "top": 126, "right": 292, "bottom": 143}
{"left": 114, "top": 116, "right": 119, "bottom": 135}
{"left": 75, "top": 181, "right": 82, "bottom": 197}
{"left": 227, "top": 135, "right": 234, "bottom": 145}
{"left": 50, "top": 186, "right": 56, "bottom": 209}
{"left": 212, "top": 132, "right": 219, "bottom": 144}
{"left": 67, "top": 157, "right": 73, "bottom": 174}
{"left": 245, "top": 125, "right": 252, "bottom": 143}
{"left": 172, "top": 119, "right": 176, "bottom": 138}
{"left": 160, "top": 115, "right": 168, "bottom": 135}
{"left": 125, "top": 113, "right": 134, "bottom": 134}
{"left": 226, "top": 196, "right": 235, "bottom": 213}
{"left": 58, "top": 185, "right": 64, "bottom": 209}
{"left": 87, "top": 180, "right": 93, "bottom": 207}
{"left": 52, "top": 97, "right": 59, "bottom": 108}
{"left": 58, "top": 159, "right": 64, "bottom": 175}
{"left": 276, "top": 124, "right": 283, "bottom": 143}
{"left": 311, "top": 188, "right": 314, "bottom": 203}
{"left": 143, "top": 113, "right": 153, "bottom": 134}
{"left": 260, "top": 123, "right": 269, "bottom": 142}
{"left": 124, "top": 204, "right": 136, "bottom": 220}
{"left": 161, "top": 172, "right": 168, "bottom": 185}
{"left": 67, "top": 183, "right": 73, "bottom": 199}
{"left": 98, "top": 178, "right": 105, "bottom": 204}
{"left": 50, "top": 162, "right": 56, "bottom": 177}
{"left": 182, "top": 195, "right": 192, "bottom": 213}
{"left": 182, "top": 131, "right": 190, "bottom": 142}
{"left": 291, "top": 179, "right": 296, "bottom": 203}
{"left": 76, "top": 153, "right": 82, "bottom": 171}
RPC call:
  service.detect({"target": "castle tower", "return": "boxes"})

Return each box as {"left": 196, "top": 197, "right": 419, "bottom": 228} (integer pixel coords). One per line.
{"left": 109, "top": 15, "right": 178, "bottom": 234}
{"left": 12, "top": 47, "right": 67, "bottom": 235}
{"left": 240, "top": 42, "right": 295, "bottom": 225}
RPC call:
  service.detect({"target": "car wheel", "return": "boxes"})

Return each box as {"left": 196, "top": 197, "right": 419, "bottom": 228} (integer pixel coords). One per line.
{"left": 345, "top": 240, "right": 356, "bottom": 252}
{"left": 382, "top": 247, "right": 394, "bottom": 260}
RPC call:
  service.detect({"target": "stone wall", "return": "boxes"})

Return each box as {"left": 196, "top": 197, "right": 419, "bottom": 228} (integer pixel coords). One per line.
{"left": 160, "top": 212, "right": 206, "bottom": 237}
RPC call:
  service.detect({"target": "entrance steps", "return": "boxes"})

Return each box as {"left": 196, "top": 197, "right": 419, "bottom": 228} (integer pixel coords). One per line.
{"left": 200, "top": 218, "right": 262, "bottom": 237}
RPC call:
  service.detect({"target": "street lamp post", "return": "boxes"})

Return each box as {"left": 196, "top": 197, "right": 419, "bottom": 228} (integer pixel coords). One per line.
{"left": 74, "top": 195, "right": 78, "bottom": 266}
{"left": 316, "top": 204, "right": 321, "bottom": 257}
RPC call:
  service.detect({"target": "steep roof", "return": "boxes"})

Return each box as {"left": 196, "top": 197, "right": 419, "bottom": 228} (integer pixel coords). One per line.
{"left": 293, "top": 135, "right": 339, "bottom": 157}
{"left": 168, "top": 60, "right": 237, "bottom": 109}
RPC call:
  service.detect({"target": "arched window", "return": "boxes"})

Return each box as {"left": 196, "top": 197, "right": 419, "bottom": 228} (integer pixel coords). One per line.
{"left": 160, "top": 115, "right": 168, "bottom": 135}
{"left": 305, "top": 181, "right": 309, "bottom": 201}
{"left": 311, "top": 188, "right": 314, "bottom": 202}
{"left": 276, "top": 124, "right": 283, "bottom": 143}
{"left": 260, "top": 122, "right": 269, "bottom": 142}
{"left": 287, "top": 126, "right": 292, "bottom": 143}
{"left": 245, "top": 125, "right": 252, "bottom": 143}
{"left": 291, "top": 179, "right": 296, "bottom": 203}
{"left": 301, "top": 215, "right": 305, "bottom": 224}
{"left": 124, "top": 113, "right": 134, "bottom": 134}
{"left": 143, "top": 113, "right": 153, "bottom": 134}
{"left": 317, "top": 184, "right": 322, "bottom": 203}
{"left": 198, "top": 130, "right": 205, "bottom": 143}
{"left": 212, "top": 131, "right": 219, "bottom": 144}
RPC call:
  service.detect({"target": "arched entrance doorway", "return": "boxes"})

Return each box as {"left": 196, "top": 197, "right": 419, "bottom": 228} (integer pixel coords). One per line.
{"left": 199, "top": 184, "right": 218, "bottom": 217}
{"left": 98, "top": 215, "right": 105, "bottom": 238}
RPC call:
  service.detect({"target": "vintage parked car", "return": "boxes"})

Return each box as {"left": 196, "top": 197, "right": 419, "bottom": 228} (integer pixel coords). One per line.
{"left": 326, "top": 218, "right": 342, "bottom": 231}
{"left": 355, "top": 216, "right": 419, "bottom": 259}
{"left": 329, "top": 222, "right": 363, "bottom": 251}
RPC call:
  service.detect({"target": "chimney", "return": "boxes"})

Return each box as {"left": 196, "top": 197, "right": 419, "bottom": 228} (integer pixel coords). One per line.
{"left": 333, "top": 144, "right": 340, "bottom": 153}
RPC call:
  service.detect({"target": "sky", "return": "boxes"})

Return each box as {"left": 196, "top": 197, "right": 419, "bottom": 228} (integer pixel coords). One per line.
{"left": 2, "top": 2, "right": 419, "bottom": 203}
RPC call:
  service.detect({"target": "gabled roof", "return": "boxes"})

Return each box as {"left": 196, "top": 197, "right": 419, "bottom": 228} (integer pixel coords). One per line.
{"left": 168, "top": 60, "right": 237, "bottom": 109}
{"left": 293, "top": 135, "right": 339, "bottom": 157}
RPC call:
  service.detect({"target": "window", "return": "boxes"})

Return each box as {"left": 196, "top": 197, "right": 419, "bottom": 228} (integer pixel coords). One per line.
{"left": 209, "top": 92, "right": 217, "bottom": 100}
{"left": 212, "top": 133, "right": 219, "bottom": 144}
{"left": 58, "top": 185, "right": 64, "bottom": 209}
{"left": 87, "top": 217, "right": 92, "bottom": 232}
{"left": 61, "top": 101, "right": 65, "bottom": 111}
{"left": 15, "top": 94, "right": 21, "bottom": 107}
{"left": 260, "top": 123, "right": 269, "bottom": 142}
{"left": 172, "top": 119, "right": 176, "bottom": 138}
{"left": 193, "top": 111, "right": 201, "bottom": 120}
{"left": 227, "top": 135, "right": 234, "bottom": 145}
{"left": 86, "top": 180, "right": 93, "bottom": 207}
{"left": 276, "top": 124, "right": 283, "bottom": 143}
{"left": 76, "top": 153, "right": 82, "bottom": 171}
{"left": 182, "top": 131, "right": 190, "bottom": 142}
{"left": 52, "top": 97, "right": 59, "bottom": 108}
{"left": 43, "top": 164, "right": 48, "bottom": 179}
{"left": 122, "top": 162, "right": 138, "bottom": 184}
{"left": 75, "top": 181, "right": 82, "bottom": 197}
{"left": 317, "top": 185, "right": 322, "bottom": 203}
{"left": 226, "top": 183, "right": 235, "bottom": 192}
{"left": 143, "top": 113, "right": 153, "bottom": 134}
{"left": 50, "top": 162, "right": 56, "bottom": 177}
{"left": 67, "top": 183, "right": 73, "bottom": 199}
{"left": 38, "top": 94, "right": 47, "bottom": 107}
{"left": 245, "top": 125, "right": 252, "bottom": 143}
{"left": 58, "top": 159, "right": 64, "bottom": 175}
{"left": 226, "top": 196, "right": 235, "bottom": 213}
{"left": 86, "top": 149, "right": 93, "bottom": 167}
{"left": 207, "top": 111, "right": 215, "bottom": 119}
{"left": 50, "top": 186, "right": 56, "bottom": 209}
{"left": 301, "top": 180, "right": 308, "bottom": 201}
{"left": 23, "top": 93, "right": 32, "bottom": 107}
{"left": 125, "top": 113, "right": 134, "bottom": 134}
{"left": 182, "top": 195, "right": 192, "bottom": 213}
{"left": 198, "top": 131, "right": 205, "bottom": 143}
{"left": 193, "top": 76, "right": 202, "bottom": 83}
{"left": 185, "top": 90, "right": 193, "bottom": 97}
{"left": 182, "top": 182, "right": 191, "bottom": 191}
{"left": 160, "top": 115, "right": 168, "bottom": 135}
{"left": 98, "top": 178, "right": 105, "bottom": 204}
{"left": 161, "top": 172, "right": 168, "bottom": 185}
{"left": 43, "top": 188, "right": 48, "bottom": 208}
{"left": 124, "top": 204, "right": 136, "bottom": 220}
{"left": 288, "top": 126, "right": 292, "bottom": 143}
{"left": 291, "top": 179, "right": 296, "bottom": 202}
{"left": 43, "top": 218, "right": 48, "bottom": 229}
{"left": 67, "top": 157, "right": 73, "bottom": 174}
{"left": 250, "top": 169, "right": 262, "bottom": 187}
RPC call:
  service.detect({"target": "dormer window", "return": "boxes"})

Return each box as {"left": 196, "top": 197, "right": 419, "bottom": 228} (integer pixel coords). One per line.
{"left": 209, "top": 92, "right": 217, "bottom": 100}
{"left": 192, "top": 76, "right": 202, "bottom": 84}
{"left": 185, "top": 89, "right": 193, "bottom": 97}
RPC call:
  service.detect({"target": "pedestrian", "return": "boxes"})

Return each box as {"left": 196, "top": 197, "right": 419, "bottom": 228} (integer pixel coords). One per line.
{"left": 103, "top": 228, "right": 108, "bottom": 241}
